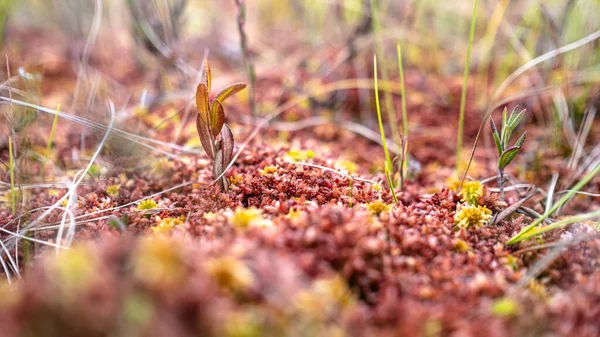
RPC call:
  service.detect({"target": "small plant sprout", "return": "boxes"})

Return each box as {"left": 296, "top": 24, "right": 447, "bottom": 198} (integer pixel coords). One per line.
{"left": 490, "top": 106, "right": 527, "bottom": 201}
{"left": 196, "top": 59, "right": 247, "bottom": 191}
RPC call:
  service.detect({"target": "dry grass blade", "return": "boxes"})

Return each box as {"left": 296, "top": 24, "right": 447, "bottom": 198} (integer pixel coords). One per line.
{"left": 492, "top": 189, "right": 537, "bottom": 226}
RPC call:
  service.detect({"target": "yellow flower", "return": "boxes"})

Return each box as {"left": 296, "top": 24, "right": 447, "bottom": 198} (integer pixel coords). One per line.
{"left": 151, "top": 217, "right": 183, "bottom": 234}
{"left": 454, "top": 203, "right": 492, "bottom": 228}
{"left": 457, "top": 180, "right": 483, "bottom": 205}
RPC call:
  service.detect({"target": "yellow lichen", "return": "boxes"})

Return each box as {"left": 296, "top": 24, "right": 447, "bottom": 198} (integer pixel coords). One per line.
{"left": 458, "top": 180, "right": 483, "bottom": 205}
{"left": 106, "top": 184, "right": 120, "bottom": 198}
{"left": 285, "top": 148, "right": 315, "bottom": 162}
{"left": 365, "top": 200, "right": 392, "bottom": 216}
{"left": 151, "top": 217, "right": 184, "bottom": 234}
{"left": 454, "top": 203, "right": 492, "bottom": 228}
{"left": 136, "top": 199, "right": 158, "bottom": 211}
{"left": 204, "top": 256, "right": 254, "bottom": 294}
{"left": 258, "top": 165, "right": 278, "bottom": 176}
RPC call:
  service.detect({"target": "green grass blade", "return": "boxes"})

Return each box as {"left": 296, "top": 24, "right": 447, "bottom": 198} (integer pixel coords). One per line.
{"left": 46, "top": 104, "right": 61, "bottom": 154}
{"left": 515, "top": 209, "right": 600, "bottom": 243}
{"left": 508, "top": 163, "right": 600, "bottom": 244}
{"left": 397, "top": 43, "right": 409, "bottom": 178}
{"left": 456, "top": 0, "right": 479, "bottom": 175}
{"left": 374, "top": 55, "right": 398, "bottom": 204}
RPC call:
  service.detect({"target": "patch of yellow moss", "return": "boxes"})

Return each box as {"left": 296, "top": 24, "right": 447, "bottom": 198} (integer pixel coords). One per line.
{"left": 335, "top": 158, "right": 358, "bottom": 174}
{"left": 365, "top": 200, "right": 392, "bottom": 216}
{"left": 204, "top": 256, "right": 254, "bottom": 294}
{"left": 106, "top": 184, "right": 120, "bottom": 198}
{"left": 229, "top": 207, "right": 271, "bottom": 229}
{"left": 136, "top": 199, "right": 158, "bottom": 211}
{"left": 259, "top": 165, "right": 278, "bottom": 176}
{"left": 453, "top": 239, "right": 471, "bottom": 252}
{"left": 458, "top": 180, "right": 483, "bottom": 205}
{"left": 228, "top": 173, "right": 244, "bottom": 185}
{"left": 151, "top": 217, "right": 184, "bottom": 234}
{"left": 491, "top": 297, "right": 518, "bottom": 317}
{"left": 285, "top": 148, "right": 315, "bottom": 162}
{"left": 133, "top": 237, "right": 185, "bottom": 287}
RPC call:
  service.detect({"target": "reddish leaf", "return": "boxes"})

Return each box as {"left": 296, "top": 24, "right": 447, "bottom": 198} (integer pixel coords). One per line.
{"left": 196, "top": 83, "right": 210, "bottom": 125}
{"left": 197, "top": 114, "right": 214, "bottom": 159}
{"left": 210, "top": 99, "right": 225, "bottom": 137}
{"left": 221, "top": 124, "right": 234, "bottom": 167}
{"left": 214, "top": 83, "right": 247, "bottom": 103}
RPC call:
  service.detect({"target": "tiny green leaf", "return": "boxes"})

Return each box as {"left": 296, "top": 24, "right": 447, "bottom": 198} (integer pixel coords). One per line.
{"left": 214, "top": 83, "right": 247, "bottom": 103}
{"left": 490, "top": 118, "right": 503, "bottom": 155}
{"left": 210, "top": 99, "right": 225, "bottom": 137}
{"left": 514, "top": 130, "right": 527, "bottom": 148}
{"left": 498, "top": 146, "right": 521, "bottom": 170}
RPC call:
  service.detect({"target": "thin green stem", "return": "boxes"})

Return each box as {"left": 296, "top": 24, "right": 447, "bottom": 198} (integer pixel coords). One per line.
{"left": 370, "top": 0, "right": 401, "bottom": 165}
{"left": 374, "top": 55, "right": 398, "bottom": 204}
{"left": 397, "top": 43, "right": 409, "bottom": 178}
{"left": 456, "top": 0, "right": 479, "bottom": 175}
{"left": 46, "top": 104, "right": 61, "bottom": 154}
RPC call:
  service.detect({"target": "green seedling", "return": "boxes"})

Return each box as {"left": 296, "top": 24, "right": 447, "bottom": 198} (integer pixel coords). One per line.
{"left": 196, "top": 59, "right": 247, "bottom": 191}
{"left": 490, "top": 106, "right": 527, "bottom": 201}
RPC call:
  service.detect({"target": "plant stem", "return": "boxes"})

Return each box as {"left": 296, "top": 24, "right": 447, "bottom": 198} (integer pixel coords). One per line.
{"left": 8, "top": 135, "right": 16, "bottom": 215}
{"left": 456, "top": 0, "right": 479, "bottom": 176}
{"left": 370, "top": 0, "right": 402, "bottom": 180}
{"left": 374, "top": 55, "right": 398, "bottom": 204}
{"left": 234, "top": 0, "right": 256, "bottom": 116}
{"left": 397, "top": 43, "right": 409, "bottom": 179}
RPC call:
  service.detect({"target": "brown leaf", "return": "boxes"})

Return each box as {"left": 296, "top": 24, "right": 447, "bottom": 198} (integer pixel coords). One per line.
{"left": 196, "top": 83, "right": 210, "bottom": 125}
{"left": 204, "top": 59, "right": 212, "bottom": 93}
{"left": 221, "top": 124, "right": 234, "bottom": 167}
{"left": 197, "top": 114, "right": 214, "bottom": 159}
{"left": 214, "top": 83, "right": 247, "bottom": 103}
{"left": 210, "top": 99, "right": 225, "bottom": 137}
